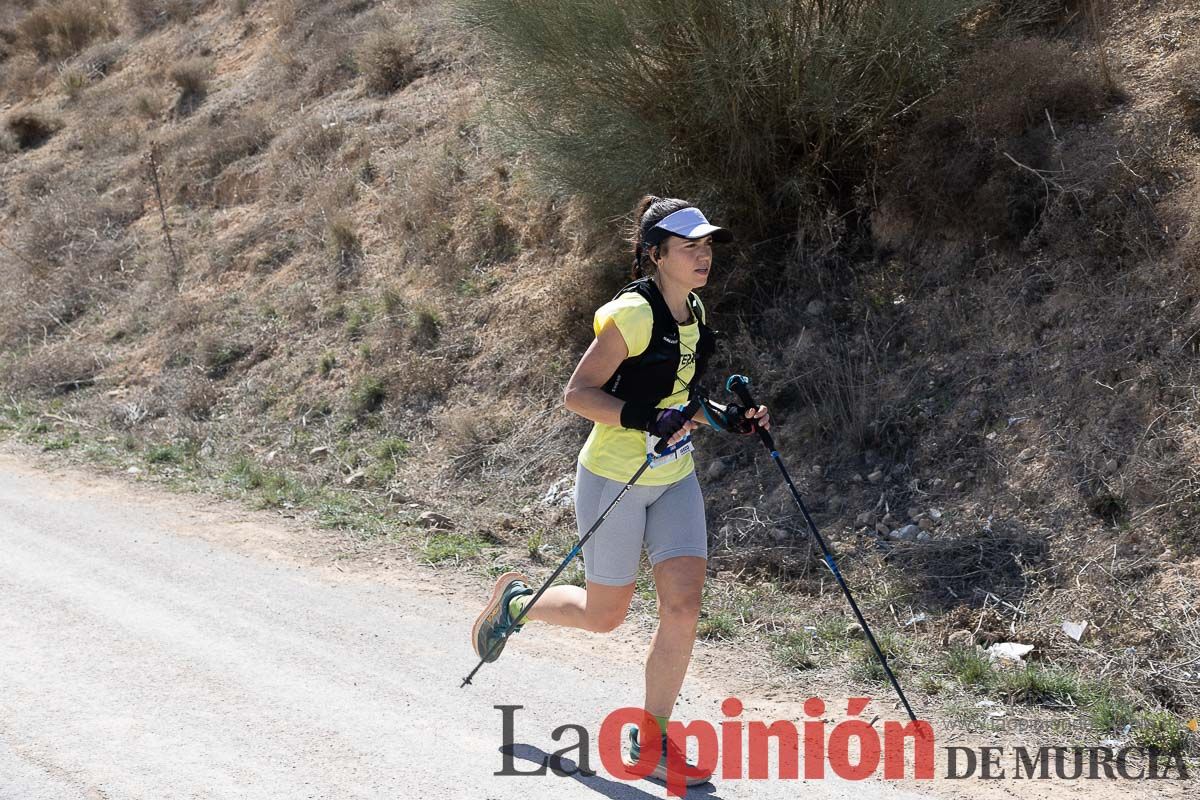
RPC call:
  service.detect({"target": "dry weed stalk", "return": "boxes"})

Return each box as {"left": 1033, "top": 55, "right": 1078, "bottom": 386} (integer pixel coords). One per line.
{"left": 144, "top": 142, "right": 182, "bottom": 289}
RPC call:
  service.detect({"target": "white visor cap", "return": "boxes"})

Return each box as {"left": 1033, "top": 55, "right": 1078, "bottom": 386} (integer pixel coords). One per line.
{"left": 650, "top": 207, "right": 733, "bottom": 244}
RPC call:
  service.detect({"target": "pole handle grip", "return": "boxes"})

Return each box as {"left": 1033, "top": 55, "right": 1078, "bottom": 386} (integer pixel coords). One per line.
{"left": 725, "top": 374, "right": 775, "bottom": 451}
{"left": 652, "top": 398, "right": 701, "bottom": 456}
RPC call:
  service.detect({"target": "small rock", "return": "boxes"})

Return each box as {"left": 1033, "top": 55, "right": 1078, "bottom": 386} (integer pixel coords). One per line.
{"left": 852, "top": 473, "right": 864, "bottom": 483}
{"left": 705, "top": 460, "right": 727, "bottom": 481}
{"left": 856, "top": 511, "right": 877, "bottom": 527}
{"left": 882, "top": 513, "right": 898, "bottom": 527}
{"left": 946, "top": 630, "right": 974, "bottom": 648}
{"left": 900, "top": 523, "right": 920, "bottom": 538}
{"left": 496, "top": 514, "right": 518, "bottom": 531}
{"left": 918, "top": 517, "right": 935, "bottom": 531}
{"left": 874, "top": 522, "right": 889, "bottom": 536}
{"left": 928, "top": 508, "right": 943, "bottom": 522}
{"left": 986, "top": 431, "right": 997, "bottom": 441}
{"left": 805, "top": 299, "right": 826, "bottom": 316}
{"left": 266, "top": 449, "right": 278, "bottom": 463}
{"left": 907, "top": 507, "right": 922, "bottom": 520}
{"left": 844, "top": 622, "right": 864, "bottom": 638}
{"left": 343, "top": 470, "right": 365, "bottom": 486}
{"left": 309, "top": 446, "right": 329, "bottom": 458}
{"left": 1060, "top": 620, "right": 1090, "bottom": 642}
{"left": 1104, "top": 459, "right": 1119, "bottom": 475}
{"left": 1017, "top": 447, "right": 1035, "bottom": 462}
{"left": 418, "top": 511, "right": 455, "bottom": 530}
{"left": 953, "top": 482, "right": 964, "bottom": 490}
{"left": 916, "top": 531, "right": 932, "bottom": 542}
{"left": 126, "top": 466, "right": 141, "bottom": 474}
{"left": 811, "top": 463, "right": 823, "bottom": 477}
{"left": 867, "top": 469, "right": 884, "bottom": 484}
{"left": 905, "top": 612, "right": 928, "bottom": 627}
{"left": 771, "top": 528, "right": 790, "bottom": 543}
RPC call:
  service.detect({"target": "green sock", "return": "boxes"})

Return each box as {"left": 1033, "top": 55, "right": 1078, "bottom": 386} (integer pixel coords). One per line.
{"left": 507, "top": 593, "right": 531, "bottom": 622}
{"left": 654, "top": 715, "right": 670, "bottom": 736}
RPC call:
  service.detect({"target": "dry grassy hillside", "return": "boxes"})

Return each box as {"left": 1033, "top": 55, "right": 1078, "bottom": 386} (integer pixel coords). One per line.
{"left": 1, "top": 0, "right": 1197, "bottom": 755}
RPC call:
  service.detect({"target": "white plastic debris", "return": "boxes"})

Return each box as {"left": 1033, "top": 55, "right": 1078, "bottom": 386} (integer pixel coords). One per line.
{"left": 1061, "top": 620, "right": 1089, "bottom": 642}
{"left": 986, "top": 642, "right": 1035, "bottom": 664}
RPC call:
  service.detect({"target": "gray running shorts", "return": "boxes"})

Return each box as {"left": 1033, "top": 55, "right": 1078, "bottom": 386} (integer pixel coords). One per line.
{"left": 573, "top": 461, "right": 707, "bottom": 586}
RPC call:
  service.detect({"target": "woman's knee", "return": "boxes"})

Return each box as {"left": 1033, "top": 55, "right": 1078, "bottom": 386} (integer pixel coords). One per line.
{"left": 588, "top": 609, "right": 627, "bottom": 633}
{"left": 584, "top": 580, "right": 634, "bottom": 633}
{"left": 657, "top": 592, "right": 702, "bottom": 624}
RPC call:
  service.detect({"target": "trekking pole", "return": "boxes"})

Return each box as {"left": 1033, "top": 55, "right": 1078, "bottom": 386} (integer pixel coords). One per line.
{"left": 726, "top": 375, "right": 920, "bottom": 725}
{"left": 461, "top": 399, "right": 701, "bottom": 688}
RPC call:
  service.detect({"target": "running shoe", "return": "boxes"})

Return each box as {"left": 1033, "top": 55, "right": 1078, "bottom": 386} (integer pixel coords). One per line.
{"left": 471, "top": 570, "right": 533, "bottom": 662}
{"left": 625, "top": 726, "right": 713, "bottom": 786}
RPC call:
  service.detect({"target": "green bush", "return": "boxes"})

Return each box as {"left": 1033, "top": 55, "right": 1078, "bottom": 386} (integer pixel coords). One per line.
{"left": 1130, "top": 711, "right": 1188, "bottom": 755}
{"left": 460, "top": 0, "right": 976, "bottom": 235}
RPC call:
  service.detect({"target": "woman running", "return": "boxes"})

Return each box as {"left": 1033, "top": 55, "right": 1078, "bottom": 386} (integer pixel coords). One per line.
{"left": 471, "top": 195, "right": 770, "bottom": 786}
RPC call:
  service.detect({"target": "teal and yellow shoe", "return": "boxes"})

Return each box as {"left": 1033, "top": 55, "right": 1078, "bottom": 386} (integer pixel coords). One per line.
{"left": 471, "top": 571, "right": 534, "bottom": 663}
{"left": 625, "top": 727, "right": 713, "bottom": 787}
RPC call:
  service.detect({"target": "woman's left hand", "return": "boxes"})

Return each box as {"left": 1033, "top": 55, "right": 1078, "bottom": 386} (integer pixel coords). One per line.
{"left": 744, "top": 404, "right": 770, "bottom": 431}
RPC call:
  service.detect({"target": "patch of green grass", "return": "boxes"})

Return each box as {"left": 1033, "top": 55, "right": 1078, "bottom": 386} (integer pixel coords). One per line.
{"left": 526, "top": 529, "right": 544, "bottom": 562}
{"left": 422, "top": 532, "right": 486, "bottom": 564}
{"left": 1087, "top": 690, "right": 1136, "bottom": 735}
{"left": 349, "top": 375, "right": 386, "bottom": 415}
{"left": 771, "top": 631, "right": 815, "bottom": 671}
{"left": 848, "top": 631, "right": 906, "bottom": 684}
{"left": 1130, "top": 711, "right": 1188, "bottom": 755}
{"left": 224, "top": 457, "right": 304, "bottom": 507}
{"left": 458, "top": 275, "right": 501, "bottom": 297}
{"left": 365, "top": 437, "right": 409, "bottom": 483}
{"left": 381, "top": 286, "right": 404, "bottom": 316}
{"left": 318, "top": 351, "right": 336, "bottom": 377}
{"left": 945, "top": 646, "right": 995, "bottom": 688}
{"left": 811, "top": 616, "right": 855, "bottom": 652}
{"left": 42, "top": 430, "right": 81, "bottom": 451}
{"left": 697, "top": 611, "right": 738, "bottom": 640}
{"left": 996, "top": 665, "right": 1083, "bottom": 706}
{"left": 146, "top": 443, "right": 185, "bottom": 464}
{"left": 410, "top": 306, "right": 440, "bottom": 346}
{"left": 345, "top": 308, "right": 367, "bottom": 340}
{"left": 561, "top": 563, "right": 586, "bottom": 587}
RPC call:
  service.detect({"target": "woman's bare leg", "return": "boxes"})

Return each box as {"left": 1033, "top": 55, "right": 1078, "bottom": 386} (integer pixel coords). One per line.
{"left": 643, "top": 556, "right": 706, "bottom": 719}
{"left": 522, "top": 580, "right": 635, "bottom": 633}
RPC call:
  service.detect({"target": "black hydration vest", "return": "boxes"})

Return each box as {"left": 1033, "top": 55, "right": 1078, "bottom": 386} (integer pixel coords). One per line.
{"left": 601, "top": 277, "right": 717, "bottom": 405}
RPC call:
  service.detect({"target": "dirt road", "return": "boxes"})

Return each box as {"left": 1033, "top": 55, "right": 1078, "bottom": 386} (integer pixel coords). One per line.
{"left": 0, "top": 444, "right": 1179, "bottom": 799}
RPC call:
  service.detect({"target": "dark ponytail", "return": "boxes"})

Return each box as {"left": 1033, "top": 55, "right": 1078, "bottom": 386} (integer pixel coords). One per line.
{"left": 629, "top": 194, "right": 692, "bottom": 280}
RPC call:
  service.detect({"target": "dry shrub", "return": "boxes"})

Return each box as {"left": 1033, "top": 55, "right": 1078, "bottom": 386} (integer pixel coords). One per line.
{"left": 1025, "top": 119, "right": 1172, "bottom": 268}
{"left": 884, "top": 521, "right": 1051, "bottom": 608}
{"left": 5, "top": 343, "right": 107, "bottom": 395}
{"left": 72, "top": 37, "right": 125, "bottom": 76}
{"left": 355, "top": 24, "right": 421, "bottom": 95}
{"left": 878, "top": 38, "right": 1112, "bottom": 246}
{"left": 168, "top": 56, "right": 211, "bottom": 114}
{"left": 266, "top": 120, "right": 345, "bottom": 199}
{"left": 124, "top": 0, "right": 164, "bottom": 32}
{"left": 326, "top": 217, "right": 362, "bottom": 277}
{"left": 1172, "top": 46, "right": 1200, "bottom": 136}
{"left": 0, "top": 185, "right": 141, "bottom": 349}
{"left": 173, "top": 112, "right": 273, "bottom": 204}
{"left": 18, "top": 0, "right": 117, "bottom": 62}
{"left": 125, "top": 0, "right": 201, "bottom": 32}
{"left": 5, "top": 111, "right": 60, "bottom": 149}
{"left": 176, "top": 375, "right": 220, "bottom": 419}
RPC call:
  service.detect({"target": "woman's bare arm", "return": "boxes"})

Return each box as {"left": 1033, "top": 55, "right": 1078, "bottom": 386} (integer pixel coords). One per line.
{"left": 563, "top": 321, "right": 630, "bottom": 427}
